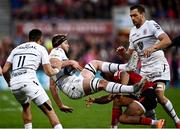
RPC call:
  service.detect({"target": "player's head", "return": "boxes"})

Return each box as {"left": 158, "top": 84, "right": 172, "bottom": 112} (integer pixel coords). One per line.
{"left": 130, "top": 5, "right": 145, "bottom": 28}
{"left": 52, "top": 34, "right": 69, "bottom": 53}
{"left": 29, "top": 29, "right": 43, "bottom": 44}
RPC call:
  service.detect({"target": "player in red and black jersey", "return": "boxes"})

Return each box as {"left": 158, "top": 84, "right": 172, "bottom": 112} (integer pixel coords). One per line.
{"left": 86, "top": 70, "right": 165, "bottom": 129}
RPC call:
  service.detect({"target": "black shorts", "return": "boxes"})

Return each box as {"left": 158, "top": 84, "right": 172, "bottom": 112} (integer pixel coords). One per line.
{"left": 139, "top": 88, "right": 157, "bottom": 111}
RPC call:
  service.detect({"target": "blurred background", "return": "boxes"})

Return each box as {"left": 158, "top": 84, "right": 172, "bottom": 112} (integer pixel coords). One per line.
{"left": 0, "top": 0, "right": 179, "bottom": 89}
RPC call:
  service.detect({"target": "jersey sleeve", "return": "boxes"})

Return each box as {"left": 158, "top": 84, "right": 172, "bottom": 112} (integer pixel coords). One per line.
{"left": 49, "top": 48, "right": 68, "bottom": 61}
{"left": 129, "top": 30, "right": 135, "bottom": 49}
{"left": 150, "top": 20, "right": 165, "bottom": 38}
{"left": 6, "top": 49, "right": 15, "bottom": 63}
{"left": 41, "top": 46, "right": 50, "bottom": 65}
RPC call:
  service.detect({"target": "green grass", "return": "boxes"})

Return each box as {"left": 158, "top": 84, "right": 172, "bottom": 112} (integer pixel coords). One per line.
{"left": 0, "top": 88, "right": 180, "bottom": 128}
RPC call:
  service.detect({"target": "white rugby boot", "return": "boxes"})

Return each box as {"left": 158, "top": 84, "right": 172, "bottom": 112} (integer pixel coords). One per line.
{"left": 126, "top": 51, "right": 139, "bottom": 71}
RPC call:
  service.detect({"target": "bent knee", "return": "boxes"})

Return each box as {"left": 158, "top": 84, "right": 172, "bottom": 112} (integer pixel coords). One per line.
{"left": 98, "top": 79, "right": 108, "bottom": 90}
{"left": 89, "top": 60, "right": 102, "bottom": 69}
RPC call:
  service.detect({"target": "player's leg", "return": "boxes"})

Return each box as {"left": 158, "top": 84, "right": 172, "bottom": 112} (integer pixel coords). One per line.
{"left": 110, "top": 72, "right": 130, "bottom": 129}
{"left": 111, "top": 96, "right": 134, "bottom": 129}
{"left": 22, "top": 103, "right": 32, "bottom": 129}
{"left": 119, "top": 100, "right": 145, "bottom": 124}
{"left": 81, "top": 60, "right": 127, "bottom": 79}
{"left": 38, "top": 100, "right": 63, "bottom": 129}
{"left": 10, "top": 84, "right": 33, "bottom": 129}
{"left": 145, "top": 109, "right": 157, "bottom": 128}
{"left": 119, "top": 100, "right": 165, "bottom": 128}
{"left": 81, "top": 51, "right": 138, "bottom": 79}
{"left": 25, "top": 81, "right": 63, "bottom": 129}
{"left": 32, "top": 87, "right": 63, "bottom": 129}
{"left": 82, "top": 77, "right": 146, "bottom": 95}
{"left": 155, "top": 81, "right": 180, "bottom": 127}
{"left": 111, "top": 97, "right": 122, "bottom": 129}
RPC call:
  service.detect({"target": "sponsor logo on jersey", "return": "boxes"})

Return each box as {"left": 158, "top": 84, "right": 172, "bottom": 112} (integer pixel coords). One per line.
{"left": 18, "top": 44, "right": 36, "bottom": 49}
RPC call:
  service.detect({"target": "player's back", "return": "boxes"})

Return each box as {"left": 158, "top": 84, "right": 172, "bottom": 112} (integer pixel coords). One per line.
{"left": 9, "top": 42, "right": 46, "bottom": 85}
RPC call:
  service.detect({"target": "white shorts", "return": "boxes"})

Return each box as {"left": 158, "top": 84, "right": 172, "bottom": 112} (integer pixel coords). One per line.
{"left": 140, "top": 61, "right": 170, "bottom": 82}
{"left": 10, "top": 80, "right": 49, "bottom": 106}
{"left": 59, "top": 75, "right": 85, "bottom": 99}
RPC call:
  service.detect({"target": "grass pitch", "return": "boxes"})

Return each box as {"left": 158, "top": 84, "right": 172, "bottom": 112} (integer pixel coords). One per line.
{"left": 0, "top": 88, "right": 180, "bottom": 128}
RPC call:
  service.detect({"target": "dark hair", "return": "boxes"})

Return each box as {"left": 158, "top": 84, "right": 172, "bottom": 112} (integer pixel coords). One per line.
{"left": 52, "top": 34, "right": 67, "bottom": 48}
{"left": 130, "top": 5, "right": 145, "bottom": 13}
{"left": 29, "top": 29, "right": 42, "bottom": 42}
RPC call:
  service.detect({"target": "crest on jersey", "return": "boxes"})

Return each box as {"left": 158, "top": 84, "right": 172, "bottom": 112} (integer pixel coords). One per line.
{"left": 137, "top": 42, "right": 143, "bottom": 50}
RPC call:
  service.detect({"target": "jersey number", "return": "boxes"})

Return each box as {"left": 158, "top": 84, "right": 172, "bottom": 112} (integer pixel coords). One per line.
{"left": 17, "top": 56, "right": 26, "bottom": 67}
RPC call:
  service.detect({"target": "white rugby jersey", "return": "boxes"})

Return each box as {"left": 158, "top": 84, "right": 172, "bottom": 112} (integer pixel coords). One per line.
{"left": 129, "top": 20, "right": 168, "bottom": 67}
{"left": 7, "top": 42, "right": 50, "bottom": 84}
{"left": 49, "top": 48, "right": 76, "bottom": 87}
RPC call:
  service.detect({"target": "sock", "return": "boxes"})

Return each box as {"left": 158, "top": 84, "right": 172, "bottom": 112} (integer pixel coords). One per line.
{"left": 139, "top": 117, "right": 152, "bottom": 125}
{"left": 164, "top": 100, "right": 180, "bottom": 123}
{"left": 106, "top": 82, "right": 134, "bottom": 93}
{"left": 151, "top": 120, "right": 159, "bottom": 125}
{"left": 24, "top": 123, "right": 32, "bottom": 129}
{"left": 54, "top": 124, "right": 63, "bottom": 129}
{"left": 111, "top": 108, "right": 121, "bottom": 127}
{"left": 102, "top": 62, "right": 126, "bottom": 73}
{"left": 145, "top": 109, "right": 157, "bottom": 128}
{"left": 84, "top": 63, "right": 97, "bottom": 76}
{"left": 145, "top": 109, "right": 157, "bottom": 119}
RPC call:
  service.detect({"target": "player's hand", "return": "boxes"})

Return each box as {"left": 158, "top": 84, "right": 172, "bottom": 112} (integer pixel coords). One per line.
{"left": 59, "top": 105, "right": 73, "bottom": 113}
{"left": 143, "top": 47, "right": 156, "bottom": 58}
{"left": 116, "top": 46, "right": 126, "bottom": 56}
{"left": 85, "top": 97, "right": 95, "bottom": 107}
{"left": 71, "top": 60, "right": 83, "bottom": 71}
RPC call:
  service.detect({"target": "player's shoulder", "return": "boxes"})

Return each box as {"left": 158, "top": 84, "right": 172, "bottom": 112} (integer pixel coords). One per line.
{"left": 130, "top": 26, "right": 137, "bottom": 35}
{"left": 146, "top": 20, "right": 158, "bottom": 26}
{"left": 50, "top": 47, "right": 66, "bottom": 56}
{"left": 51, "top": 47, "right": 65, "bottom": 53}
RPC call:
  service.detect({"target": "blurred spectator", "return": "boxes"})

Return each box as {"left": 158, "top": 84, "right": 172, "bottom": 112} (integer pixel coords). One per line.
{"left": 0, "top": 37, "right": 15, "bottom": 66}
{"left": 11, "top": 0, "right": 180, "bottom": 20}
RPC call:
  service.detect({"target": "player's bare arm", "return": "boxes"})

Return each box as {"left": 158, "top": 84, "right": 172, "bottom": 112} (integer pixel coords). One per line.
{"left": 50, "top": 78, "right": 73, "bottom": 113}
{"left": 2, "top": 61, "right": 12, "bottom": 85}
{"left": 143, "top": 33, "right": 171, "bottom": 58}
{"left": 43, "top": 63, "right": 61, "bottom": 77}
{"left": 62, "top": 60, "right": 83, "bottom": 71}
{"left": 86, "top": 94, "right": 115, "bottom": 107}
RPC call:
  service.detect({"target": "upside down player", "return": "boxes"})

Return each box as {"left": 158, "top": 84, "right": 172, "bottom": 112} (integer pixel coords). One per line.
{"left": 86, "top": 70, "right": 165, "bottom": 129}
{"left": 49, "top": 34, "right": 145, "bottom": 109}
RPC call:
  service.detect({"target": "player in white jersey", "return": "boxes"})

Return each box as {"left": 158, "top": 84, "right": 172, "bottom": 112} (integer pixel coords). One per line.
{"left": 116, "top": 5, "right": 180, "bottom": 128}
{"left": 2, "top": 29, "right": 63, "bottom": 129}
{"left": 49, "top": 34, "right": 148, "bottom": 112}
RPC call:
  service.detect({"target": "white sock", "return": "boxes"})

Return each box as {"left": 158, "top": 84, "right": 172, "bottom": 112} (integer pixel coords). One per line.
{"left": 54, "top": 124, "right": 63, "bottom": 129}
{"left": 151, "top": 120, "right": 158, "bottom": 125}
{"left": 105, "top": 82, "right": 134, "bottom": 93}
{"left": 102, "top": 62, "right": 126, "bottom": 73}
{"left": 110, "top": 125, "right": 118, "bottom": 129}
{"left": 164, "top": 100, "right": 180, "bottom": 123}
{"left": 24, "top": 123, "right": 32, "bottom": 129}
